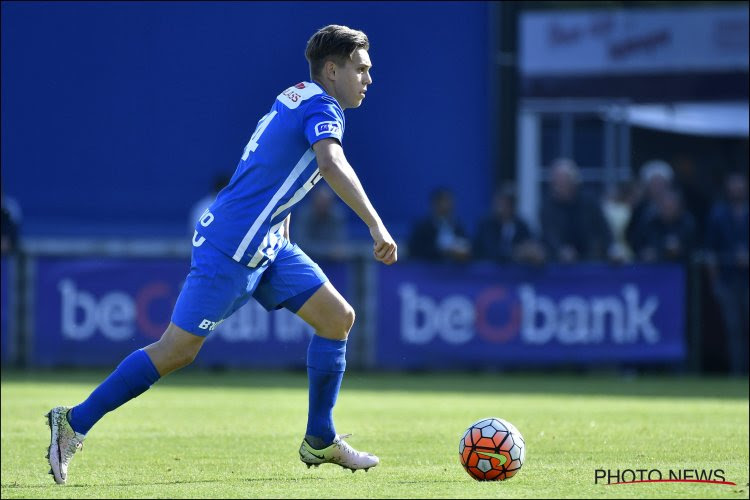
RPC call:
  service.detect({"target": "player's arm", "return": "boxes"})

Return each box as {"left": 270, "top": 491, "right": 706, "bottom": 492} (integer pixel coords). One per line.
{"left": 312, "top": 138, "right": 397, "bottom": 265}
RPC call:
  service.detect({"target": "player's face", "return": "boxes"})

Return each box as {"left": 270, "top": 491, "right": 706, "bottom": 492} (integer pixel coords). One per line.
{"left": 334, "top": 49, "right": 372, "bottom": 109}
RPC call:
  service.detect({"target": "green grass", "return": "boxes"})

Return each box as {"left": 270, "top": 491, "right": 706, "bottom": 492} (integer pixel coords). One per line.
{"left": 1, "top": 370, "right": 748, "bottom": 498}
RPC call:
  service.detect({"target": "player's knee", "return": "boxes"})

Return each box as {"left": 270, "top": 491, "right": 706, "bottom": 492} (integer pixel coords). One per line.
{"left": 323, "top": 305, "right": 355, "bottom": 340}
{"left": 341, "top": 305, "right": 356, "bottom": 335}
{"left": 153, "top": 327, "right": 203, "bottom": 370}
{"left": 175, "top": 348, "right": 199, "bottom": 368}
{"left": 161, "top": 344, "right": 198, "bottom": 371}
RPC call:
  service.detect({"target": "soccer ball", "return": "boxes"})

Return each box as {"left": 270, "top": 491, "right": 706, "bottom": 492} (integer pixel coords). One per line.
{"left": 459, "top": 417, "right": 525, "bottom": 481}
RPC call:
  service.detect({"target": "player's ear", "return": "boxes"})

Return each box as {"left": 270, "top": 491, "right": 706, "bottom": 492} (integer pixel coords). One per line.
{"left": 324, "top": 60, "right": 337, "bottom": 80}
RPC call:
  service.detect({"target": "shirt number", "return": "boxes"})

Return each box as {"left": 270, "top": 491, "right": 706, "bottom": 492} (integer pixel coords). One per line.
{"left": 241, "top": 110, "right": 277, "bottom": 161}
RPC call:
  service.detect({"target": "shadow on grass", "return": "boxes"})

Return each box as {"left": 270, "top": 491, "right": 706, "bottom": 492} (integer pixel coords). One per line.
{"left": 2, "top": 476, "right": 328, "bottom": 489}
{"left": 2, "top": 368, "right": 747, "bottom": 400}
{"left": 2, "top": 476, "right": 468, "bottom": 491}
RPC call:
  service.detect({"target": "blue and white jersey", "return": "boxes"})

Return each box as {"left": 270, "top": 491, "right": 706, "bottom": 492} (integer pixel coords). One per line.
{"left": 194, "top": 81, "right": 345, "bottom": 267}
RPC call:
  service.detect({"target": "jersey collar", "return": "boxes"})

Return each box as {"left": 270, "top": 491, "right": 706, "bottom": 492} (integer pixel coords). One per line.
{"left": 308, "top": 80, "right": 343, "bottom": 110}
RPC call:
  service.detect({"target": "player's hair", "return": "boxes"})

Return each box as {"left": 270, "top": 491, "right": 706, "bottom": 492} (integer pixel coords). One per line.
{"left": 305, "top": 25, "right": 369, "bottom": 79}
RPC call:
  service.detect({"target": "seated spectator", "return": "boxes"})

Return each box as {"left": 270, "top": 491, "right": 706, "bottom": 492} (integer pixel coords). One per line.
{"left": 293, "top": 184, "right": 349, "bottom": 261}
{"left": 474, "top": 184, "right": 545, "bottom": 265}
{"left": 408, "top": 187, "right": 471, "bottom": 262}
{"left": 626, "top": 159, "right": 674, "bottom": 252}
{"left": 1, "top": 190, "right": 22, "bottom": 254}
{"left": 188, "top": 173, "right": 231, "bottom": 234}
{"left": 705, "top": 172, "right": 748, "bottom": 375}
{"left": 540, "top": 158, "right": 613, "bottom": 262}
{"left": 633, "top": 188, "right": 696, "bottom": 263}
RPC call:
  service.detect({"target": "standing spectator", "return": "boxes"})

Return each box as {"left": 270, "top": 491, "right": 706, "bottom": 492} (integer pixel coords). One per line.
{"left": 474, "top": 184, "right": 544, "bottom": 264}
{"left": 408, "top": 187, "right": 471, "bottom": 262}
{"left": 293, "top": 184, "right": 349, "bottom": 261}
{"left": 540, "top": 158, "right": 613, "bottom": 262}
{"left": 672, "top": 153, "right": 712, "bottom": 241}
{"left": 705, "top": 172, "right": 749, "bottom": 375}
{"left": 626, "top": 159, "right": 674, "bottom": 253}
{"left": 633, "top": 188, "right": 696, "bottom": 263}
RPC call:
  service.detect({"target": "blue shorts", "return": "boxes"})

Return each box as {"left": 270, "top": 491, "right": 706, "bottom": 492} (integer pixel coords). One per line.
{"left": 171, "top": 238, "right": 327, "bottom": 336}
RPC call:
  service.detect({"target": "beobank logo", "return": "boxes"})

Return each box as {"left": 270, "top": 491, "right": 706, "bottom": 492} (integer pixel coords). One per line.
{"left": 58, "top": 279, "right": 177, "bottom": 340}
{"left": 57, "top": 279, "right": 314, "bottom": 343}
{"left": 398, "top": 283, "right": 660, "bottom": 345}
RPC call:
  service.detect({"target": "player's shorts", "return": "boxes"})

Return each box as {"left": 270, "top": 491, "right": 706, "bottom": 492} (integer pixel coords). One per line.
{"left": 171, "top": 237, "right": 327, "bottom": 336}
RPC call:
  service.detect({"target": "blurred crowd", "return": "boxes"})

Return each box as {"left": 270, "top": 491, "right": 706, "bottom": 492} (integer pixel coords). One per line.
{"left": 3, "top": 158, "right": 747, "bottom": 374}
{"left": 401, "top": 159, "right": 746, "bottom": 271}
{"left": 238, "top": 157, "right": 746, "bottom": 374}
{"left": 401, "top": 158, "right": 748, "bottom": 375}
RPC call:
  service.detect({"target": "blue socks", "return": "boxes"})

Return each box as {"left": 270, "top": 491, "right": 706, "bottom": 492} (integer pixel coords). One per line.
{"left": 68, "top": 349, "right": 161, "bottom": 435}
{"left": 67, "top": 338, "right": 344, "bottom": 445}
{"left": 305, "top": 335, "right": 347, "bottom": 449}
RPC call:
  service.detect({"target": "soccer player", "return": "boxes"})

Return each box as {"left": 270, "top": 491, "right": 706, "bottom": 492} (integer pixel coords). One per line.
{"left": 46, "top": 24, "right": 396, "bottom": 484}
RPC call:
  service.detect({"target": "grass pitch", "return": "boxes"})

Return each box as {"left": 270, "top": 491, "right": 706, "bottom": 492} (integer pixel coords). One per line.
{"left": 1, "top": 370, "right": 748, "bottom": 499}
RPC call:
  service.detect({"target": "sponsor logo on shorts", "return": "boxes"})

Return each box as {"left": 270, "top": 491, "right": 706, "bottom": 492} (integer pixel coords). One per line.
{"left": 198, "top": 319, "right": 224, "bottom": 331}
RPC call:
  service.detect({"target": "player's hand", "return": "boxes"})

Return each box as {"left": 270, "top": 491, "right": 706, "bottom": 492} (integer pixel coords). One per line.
{"left": 369, "top": 223, "right": 398, "bottom": 265}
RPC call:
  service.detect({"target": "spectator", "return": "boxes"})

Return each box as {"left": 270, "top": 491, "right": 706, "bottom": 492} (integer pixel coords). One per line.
{"left": 633, "top": 188, "right": 696, "bottom": 263}
{"left": 1, "top": 191, "right": 22, "bottom": 254}
{"left": 408, "top": 187, "right": 471, "bottom": 262}
{"left": 293, "top": 184, "right": 349, "bottom": 261}
{"left": 672, "top": 153, "right": 712, "bottom": 241}
{"left": 188, "top": 173, "right": 231, "bottom": 234}
{"left": 474, "top": 184, "right": 545, "bottom": 265}
{"left": 705, "top": 172, "right": 749, "bottom": 375}
{"left": 626, "top": 159, "right": 674, "bottom": 252}
{"left": 601, "top": 182, "right": 637, "bottom": 263}
{"left": 540, "top": 158, "right": 613, "bottom": 262}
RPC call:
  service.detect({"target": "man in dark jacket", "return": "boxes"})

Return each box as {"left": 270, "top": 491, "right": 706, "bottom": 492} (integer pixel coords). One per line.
{"left": 474, "top": 185, "right": 544, "bottom": 264}
{"left": 408, "top": 187, "right": 471, "bottom": 262}
{"left": 540, "top": 158, "right": 613, "bottom": 262}
{"left": 633, "top": 188, "right": 696, "bottom": 264}
{"left": 706, "top": 172, "right": 749, "bottom": 375}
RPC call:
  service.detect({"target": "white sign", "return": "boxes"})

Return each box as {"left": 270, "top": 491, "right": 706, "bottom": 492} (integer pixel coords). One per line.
{"left": 521, "top": 6, "right": 749, "bottom": 76}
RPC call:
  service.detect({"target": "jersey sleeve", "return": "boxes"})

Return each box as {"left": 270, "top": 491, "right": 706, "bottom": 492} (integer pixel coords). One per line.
{"left": 303, "top": 96, "right": 345, "bottom": 146}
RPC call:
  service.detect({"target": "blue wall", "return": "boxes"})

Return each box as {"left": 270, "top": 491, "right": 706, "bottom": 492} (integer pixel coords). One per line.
{"left": 2, "top": 1, "right": 492, "bottom": 239}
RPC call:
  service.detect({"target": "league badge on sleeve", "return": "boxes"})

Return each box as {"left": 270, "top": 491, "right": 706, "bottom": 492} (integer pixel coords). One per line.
{"left": 315, "top": 121, "right": 342, "bottom": 138}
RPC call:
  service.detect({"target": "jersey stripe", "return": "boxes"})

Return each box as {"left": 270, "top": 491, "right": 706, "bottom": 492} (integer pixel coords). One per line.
{"left": 270, "top": 168, "right": 321, "bottom": 220}
{"left": 232, "top": 148, "right": 316, "bottom": 262}
{"left": 247, "top": 219, "right": 286, "bottom": 268}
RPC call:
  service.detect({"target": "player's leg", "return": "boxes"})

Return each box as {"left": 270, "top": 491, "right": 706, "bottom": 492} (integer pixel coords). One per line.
{"left": 294, "top": 283, "right": 378, "bottom": 471}
{"left": 47, "top": 323, "right": 204, "bottom": 484}
{"left": 46, "top": 238, "right": 246, "bottom": 484}
{"left": 251, "top": 239, "right": 377, "bottom": 471}
{"left": 143, "top": 322, "right": 206, "bottom": 375}
{"left": 252, "top": 242, "right": 351, "bottom": 449}
{"left": 67, "top": 323, "right": 205, "bottom": 433}
{"left": 296, "top": 282, "right": 353, "bottom": 445}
